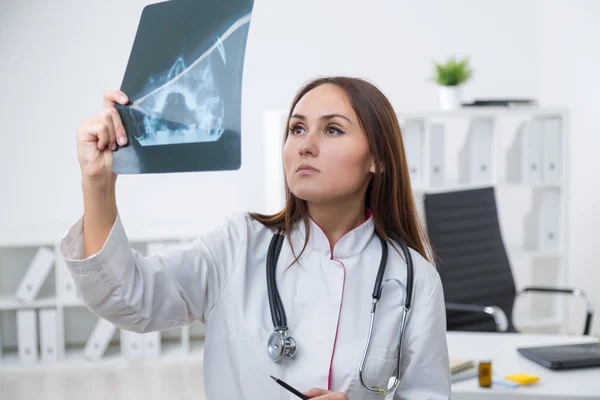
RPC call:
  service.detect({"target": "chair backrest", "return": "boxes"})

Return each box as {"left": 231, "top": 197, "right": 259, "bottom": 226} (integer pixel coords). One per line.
{"left": 424, "top": 187, "right": 517, "bottom": 332}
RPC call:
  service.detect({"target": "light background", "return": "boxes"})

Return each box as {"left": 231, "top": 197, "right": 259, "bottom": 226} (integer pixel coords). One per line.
{"left": 0, "top": 0, "right": 598, "bottom": 335}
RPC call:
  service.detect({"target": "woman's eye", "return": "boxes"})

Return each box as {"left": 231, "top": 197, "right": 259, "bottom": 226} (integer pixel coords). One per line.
{"left": 289, "top": 126, "right": 305, "bottom": 135}
{"left": 326, "top": 126, "right": 344, "bottom": 135}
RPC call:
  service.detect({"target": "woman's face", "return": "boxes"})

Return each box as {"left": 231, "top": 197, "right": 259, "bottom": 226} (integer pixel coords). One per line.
{"left": 283, "top": 84, "right": 375, "bottom": 205}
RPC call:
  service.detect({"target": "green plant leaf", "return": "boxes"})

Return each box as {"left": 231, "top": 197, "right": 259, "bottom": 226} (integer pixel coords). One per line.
{"left": 431, "top": 55, "right": 473, "bottom": 86}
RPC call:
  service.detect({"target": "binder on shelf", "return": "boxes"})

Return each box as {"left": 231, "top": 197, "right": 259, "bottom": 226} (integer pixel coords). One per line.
{"left": 459, "top": 117, "right": 494, "bottom": 185}
{"left": 428, "top": 123, "right": 445, "bottom": 187}
{"left": 55, "top": 307, "right": 66, "bottom": 360}
{"left": 15, "top": 247, "right": 55, "bottom": 302}
{"left": 541, "top": 117, "right": 562, "bottom": 184}
{"left": 121, "top": 330, "right": 143, "bottom": 359}
{"left": 540, "top": 189, "right": 561, "bottom": 251}
{"left": 401, "top": 119, "right": 425, "bottom": 188}
{"left": 181, "top": 325, "right": 190, "bottom": 353}
{"left": 141, "top": 332, "right": 161, "bottom": 358}
{"left": 54, "top": 244, "right": 79, "bottom": 302}
{"left": 83, "top": 318, "right": 117, "bottom": 361}
{"left": 17, "top": 309, "right": 38, "bottom": 365}
{"left": 507, "top": 120, "right": 543, "bottom": 185}
{"left": 190, "top": 320, "right": 206, "bottom": 342}
{"left": 524, "top": 189, "right": 561, "bottom": 251}
{"left": 524, "top": 191, "right": 540, "bottom": 250}
{"left": 39, "top": 308, "right": 59, "bottom": 363}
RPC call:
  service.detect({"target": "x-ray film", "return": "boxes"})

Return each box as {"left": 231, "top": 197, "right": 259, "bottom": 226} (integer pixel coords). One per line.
{"left": 112, "top": 0, "right": 254, "bottom": 174}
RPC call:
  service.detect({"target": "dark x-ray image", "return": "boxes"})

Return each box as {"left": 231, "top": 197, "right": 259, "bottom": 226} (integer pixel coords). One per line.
{"left": 112, "top": 0, "right": 254, "bottom": 174}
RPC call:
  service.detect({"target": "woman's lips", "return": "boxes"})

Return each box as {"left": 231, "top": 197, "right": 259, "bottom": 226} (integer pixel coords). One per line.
{"left": 296, "top": 164, "right": 319, "bottom": 174}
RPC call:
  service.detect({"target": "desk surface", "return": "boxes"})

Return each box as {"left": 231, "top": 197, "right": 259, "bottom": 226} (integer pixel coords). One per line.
{"left": 447, "top": 332, "right": 600, "bottom": 400}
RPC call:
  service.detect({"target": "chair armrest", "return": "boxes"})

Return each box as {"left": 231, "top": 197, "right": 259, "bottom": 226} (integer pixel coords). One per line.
{"left": 445, "top": 302, "right": 509, "bottom": 332}
{"left": 517, "top": 286, "right": 594, "bottom": 335}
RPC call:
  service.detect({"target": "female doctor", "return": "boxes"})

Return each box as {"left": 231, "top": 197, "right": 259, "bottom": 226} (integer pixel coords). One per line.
{"left": 61, "top": 76, "right": 450, "bottom": 399}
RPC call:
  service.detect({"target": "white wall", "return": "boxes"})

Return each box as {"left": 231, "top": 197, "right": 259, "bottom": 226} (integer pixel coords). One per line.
{"left": 540, "top": 0, "right": 600, "bottom": 335}
{"left": 0, "top": 0, "right": 597, "bottom": 333}
{"left": 0, "top": 0, "right": 260, "bottom": 244}
{"left": 0, "top": 0, "right": 542, "bottom": 243}
{"left": 244, "top": 0, "right": 542, "bottom": 111}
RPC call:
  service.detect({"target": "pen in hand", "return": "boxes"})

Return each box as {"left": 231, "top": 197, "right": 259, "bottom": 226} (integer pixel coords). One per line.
{"left": 270, "top": 375, "right": 310, "bottom": 399}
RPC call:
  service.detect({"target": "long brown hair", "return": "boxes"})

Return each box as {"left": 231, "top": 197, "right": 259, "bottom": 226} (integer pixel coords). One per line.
{"left": 249, "top": 76, "right": 433, "bottom": 264}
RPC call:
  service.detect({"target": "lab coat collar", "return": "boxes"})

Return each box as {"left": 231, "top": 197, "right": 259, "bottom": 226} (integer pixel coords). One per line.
{"left": 296, "top": 209, "right": 374, "bottom": 259}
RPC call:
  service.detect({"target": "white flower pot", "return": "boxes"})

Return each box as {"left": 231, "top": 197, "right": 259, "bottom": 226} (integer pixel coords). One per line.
{"left": 438, "top": 85, "right": 462, "bottom": 110}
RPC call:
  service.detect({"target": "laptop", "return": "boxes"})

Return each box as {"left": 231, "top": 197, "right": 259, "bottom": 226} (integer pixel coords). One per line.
{"left": 517, "top": 342, "right": 600, "bottom": 370}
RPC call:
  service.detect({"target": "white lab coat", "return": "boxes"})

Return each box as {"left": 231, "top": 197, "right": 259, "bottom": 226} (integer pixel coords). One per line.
{"left": 60, "top": 211, "right": 450, "bottom": 399}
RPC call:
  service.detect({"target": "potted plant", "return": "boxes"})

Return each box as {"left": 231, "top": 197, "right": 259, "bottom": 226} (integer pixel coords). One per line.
{"left": 432, "top": 56, "right": 473, "bottom": 110}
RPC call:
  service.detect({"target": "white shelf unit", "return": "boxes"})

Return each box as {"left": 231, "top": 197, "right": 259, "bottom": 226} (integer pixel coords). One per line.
{"left": 263, "top": 106, "right": 571, "bottom": 333}
{"left": 260, "top": 106, "right": 572, "bottom": 333}
{"left": 397, "top": 107, "right": 570, "bottom": 334}
{"left": 0, "top": 239, "right": 205, "bottom": 369}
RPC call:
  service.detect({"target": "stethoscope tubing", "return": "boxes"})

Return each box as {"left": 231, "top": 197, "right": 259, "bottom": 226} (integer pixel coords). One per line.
{"left": 267, "top": 227, "right": 414, "bottom": 395}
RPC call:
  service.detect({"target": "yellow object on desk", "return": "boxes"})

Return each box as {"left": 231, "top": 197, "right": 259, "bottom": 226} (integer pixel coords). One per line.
{"left": 504, "top": 373, "right": 540, "bottom": 386}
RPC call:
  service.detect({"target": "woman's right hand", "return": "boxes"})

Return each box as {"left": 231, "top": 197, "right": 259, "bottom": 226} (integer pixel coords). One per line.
{"left": 76, "top": 90, "right": 130, "bottom": 182}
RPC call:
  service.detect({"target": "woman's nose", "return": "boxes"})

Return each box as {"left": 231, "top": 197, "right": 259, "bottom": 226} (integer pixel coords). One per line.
{"left": 297, "top": 132, "right": 319, "bottom": 156}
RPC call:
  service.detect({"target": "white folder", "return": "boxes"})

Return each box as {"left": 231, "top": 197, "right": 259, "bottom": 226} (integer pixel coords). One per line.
{"left": 506, "top": 123, "right": 523, "bottom": 183}
{"left": 542, "top": 117, "right": 562, "bottom": 184}
{"left": 54, "top": 244, "right": 79, "bottom": 302}
{"left": 121, "top": 330, "right": 143, "bottom": 359}
{"left": 520, "top": 120, "right": 543, "bottom": 185}
{"left": 461, "top": 118, "right": 494, "bottom": 185}
{"left": 17, "top": 309, "right": 38, "bottom": 365}
{"left": 428, "top": 123, "right": 445, "bottom": 187}
{"left": 402, "top": 119, "right": 425, "bottom": 188}
{"left": 524, "top": 191, "right": 539, "bottom": 250}
{"left": 539, "top": 189, "right": 561, "bottom": 251}
{"left": 181, "top": 325, "right": 190, "bottom": 353}
{"left": 38, "top": 308, "right": 58, "bottom": 363}
{"left": 526, "top": 120, "right": 543, "bottom": 185}
{"left": 83, "top": 318, "right": 117, "bottom": 360}
{"left": 141, "top": 332, "right": 161, "bottom": 358}
{"left": 524, "top": 189, "right": 561, "bottom": 251}
{"left": 15, "top": 247, "right": 55, "bottom": 302}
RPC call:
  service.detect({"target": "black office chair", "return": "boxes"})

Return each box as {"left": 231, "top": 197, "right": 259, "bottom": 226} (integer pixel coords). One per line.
{"left": 423, "top": 187, "right": 593, "bottom": 335}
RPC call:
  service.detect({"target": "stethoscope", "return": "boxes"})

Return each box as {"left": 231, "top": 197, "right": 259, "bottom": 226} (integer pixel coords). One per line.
{"left": 266, "top": 230, "right": 414, "bottom": 396}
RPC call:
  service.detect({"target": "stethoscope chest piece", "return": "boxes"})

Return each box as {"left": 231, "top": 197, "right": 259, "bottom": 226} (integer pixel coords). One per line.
{"left": 268, "top": 328, "right": 296, "bottom": 361}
